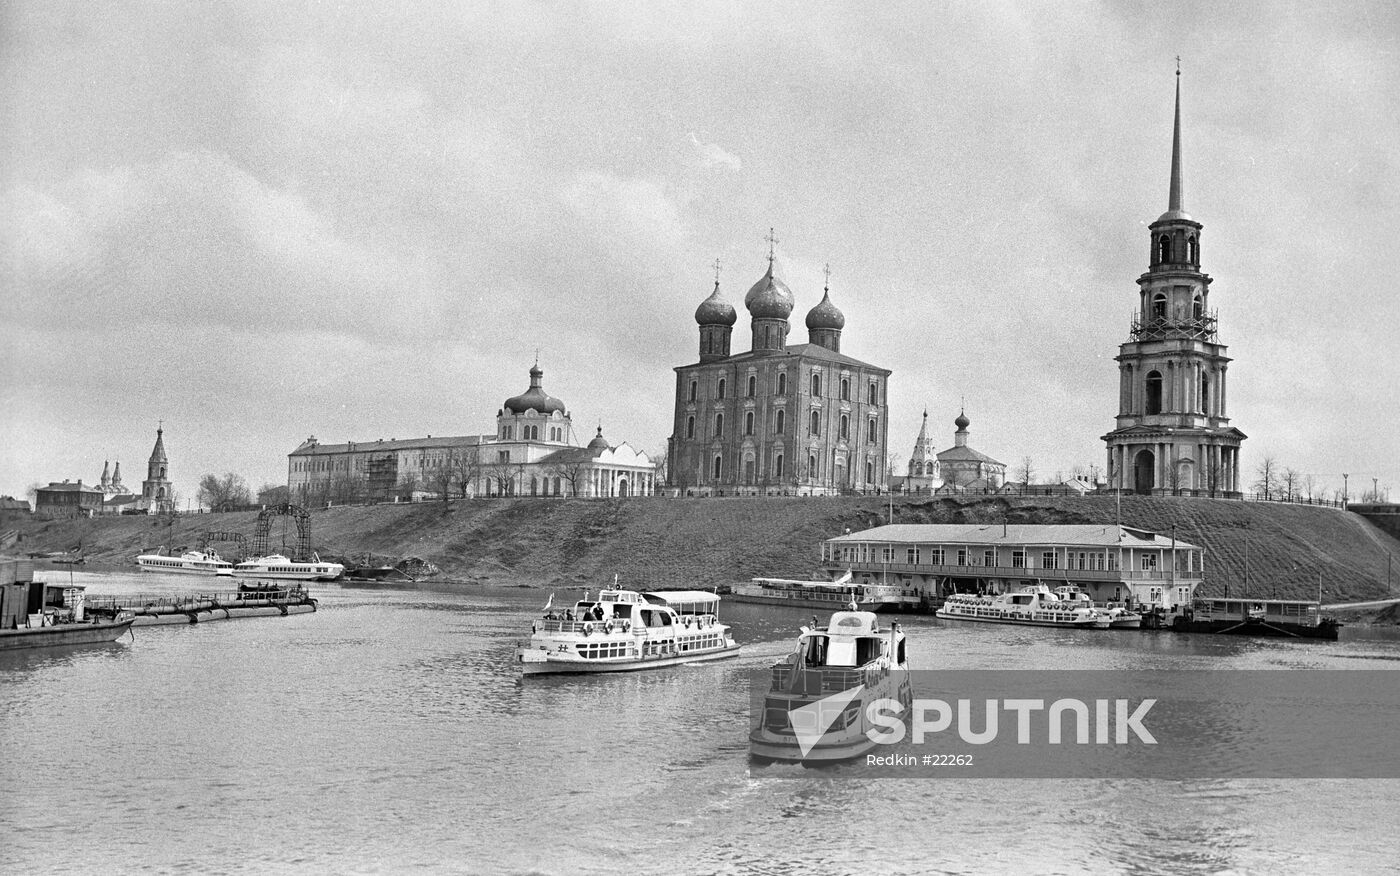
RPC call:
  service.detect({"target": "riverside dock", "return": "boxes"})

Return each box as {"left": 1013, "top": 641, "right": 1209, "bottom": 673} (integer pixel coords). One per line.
{"left": 85, "top": 585, "right": 317, "bottom": 626}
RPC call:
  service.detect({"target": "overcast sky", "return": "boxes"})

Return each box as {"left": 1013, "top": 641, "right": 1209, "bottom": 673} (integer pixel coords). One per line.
{"left": 3, "top": 2, "right": 1397, "bottom": 506}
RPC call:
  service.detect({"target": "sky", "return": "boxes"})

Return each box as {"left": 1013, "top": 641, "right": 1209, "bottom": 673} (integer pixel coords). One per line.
{"left": 3, "top": 1, "right": 1397, "bottom": 507}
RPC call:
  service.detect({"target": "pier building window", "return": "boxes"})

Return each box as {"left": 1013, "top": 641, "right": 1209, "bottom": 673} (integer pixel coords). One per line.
{"left": 747, "top": 375, "right": 756, "bottom": 398}
{"left": 906, "top": 548, "right": 920, "bottom": 564}
{"left": 1108, "top": 553, "right": 1119, "bottom": 571}
{"left": 718, "top": 378, "right": 726, "bottom": 400}
{"left": 882, "top": 547, "right": 894, "bottom": 563}
{"left": 930, "top": 548, "right": 944, "bottom": 565}
{"left": 984, "top": 550, "right": 995, "bottom": 567}
{"left": 1012, "top": 550, "right": 1025, "bottom": 568}
{"left": 777, "top": 372, "right": 787, "bottom": 395}
{"left": 1041, "top": 551, "right": 1058, "bottom": 569}
{"left": 1141, "top": 554, "right": 1158, "bottom": 571}
{"left": 956, "top": 549, "right": 967, "bottom": 566}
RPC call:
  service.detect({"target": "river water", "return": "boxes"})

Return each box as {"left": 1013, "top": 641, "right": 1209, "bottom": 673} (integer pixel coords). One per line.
{"left": 3, "top": 570, "right": 1398, "bottom": 874}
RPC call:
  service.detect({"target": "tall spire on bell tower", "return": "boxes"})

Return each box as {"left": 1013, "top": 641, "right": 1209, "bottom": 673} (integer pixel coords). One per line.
{"left": 1168, "top": 57, "right": 1184, "bottom": 216}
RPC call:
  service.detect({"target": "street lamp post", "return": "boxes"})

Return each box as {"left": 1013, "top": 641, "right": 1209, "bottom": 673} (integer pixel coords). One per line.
{"left": 1343, "top": 473, "right": 1349, "bottom": 508}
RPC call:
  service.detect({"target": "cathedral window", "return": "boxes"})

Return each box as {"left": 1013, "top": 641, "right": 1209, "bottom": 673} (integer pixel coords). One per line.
{"left": 777, "top": 372, "right": 787, "bottom": 395}
{"left": 840, "top": 378, "right": 850, "bottom": 401}
{"left": 745, "top": 412, "right": 754, "bottom": 436}
{"left": 840, "top": 415, "right": 849, "bottom": 439}
{"left": 715, "top": 413, "right": 724, "bottom": 436}
{"left": 811, "top": 373, "right": 822, "bottom": 397}
{"left": 810, "top": 411, "right": 820, "bottom": 436}
{"left": 809, "top": 453, "right": 818, "bottom": 479}
{"left": 686, "top": 416, "right": 695, "bottom": 439}
{"left": 1201, "top": 374, "right": 1210, "bottom": 414}
{"left": 1192, "top": 294, "right": 1203, "bottom": 320}
{"left": 1146, "top": 371, "right": 1164, "bottom": 415}
{"left": 868, "top": 382, "right": 878, "bottom": 405}
{"left": 747, "top": 375, "right": 756, "bottom": 398}
{"left": 866, "top": 460, "right": 875, "bottom": 483}
{"left": 775, "top": 410, "right": 785, "bottom": 434}
{"left": 1188, "top": 235, "right": 1199, "bottom": 264}
{"left": 717, "top": 378, "right": 726, "bottom": 399}
{"left": 775, "top": 454, "right": 784, "bottom": 478}
{"left": 1157, "top": 235, "right": 1171, "bottom": 264}
{"left": 867, "top": 419, "right": 877, "bottom": 443}
{"left": 689, "top": 380, "right": 697, "bottom": 402}
{"left": 713, "top": 456, "right": 723, "bottom": 480}
{"left": 1152, "top": 293, "right": 1167, "bottom": 321}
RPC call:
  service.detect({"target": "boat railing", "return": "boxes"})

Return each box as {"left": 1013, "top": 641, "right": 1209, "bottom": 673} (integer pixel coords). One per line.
{"left": 537, "top": 614, "right": 719, "bottom": 634}
{"left": 770, "top": 664, "right": 869, "bottom": 692}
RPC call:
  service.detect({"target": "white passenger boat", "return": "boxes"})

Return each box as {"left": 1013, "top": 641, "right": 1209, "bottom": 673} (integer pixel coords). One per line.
{"left": 936, "top": 585, "right": 1109, "bottom": 629}
{"left": 749, "top": 608, "right": 910, "bottom": 763}
{"left": 232, "top": 554, "right": 344, "bottom": 581}
{"left": 136, "top": 549, "right": 235, "bottom": 577}
{"left": 1053, "top": 586, "right": 1142, "bottom": 629}
{"left": 728, "top": 572, "right": 918, "bottom": 613}
{"left": 515, "top": 587, "right": 739, "bottom": 675}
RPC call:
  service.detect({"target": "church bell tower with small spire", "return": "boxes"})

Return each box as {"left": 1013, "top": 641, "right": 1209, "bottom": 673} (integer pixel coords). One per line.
{"left": 1103, "top": 67, "right": 1246, "bottom": 497}
{"left": 141, "top": 424, "right": 174, "bottom": 512}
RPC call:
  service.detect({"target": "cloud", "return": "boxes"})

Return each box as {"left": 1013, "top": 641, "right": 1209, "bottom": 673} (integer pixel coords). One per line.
{"left": 688, "top": 133, "right": 742, "bottom": 171}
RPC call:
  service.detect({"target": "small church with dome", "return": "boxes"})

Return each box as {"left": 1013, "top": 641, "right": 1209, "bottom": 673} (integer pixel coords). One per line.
{"left": 668, "top": 242, "right": 892, "bottom": 496}
{"left": 287, "top": 361, "right": 657, "bottom": 504}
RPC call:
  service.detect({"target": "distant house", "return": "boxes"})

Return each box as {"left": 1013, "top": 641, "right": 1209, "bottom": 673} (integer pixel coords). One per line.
{"left": 34, "top": 481, "right": 105, "bottom": 519}
{"left": 0, "top": 496, "right": 31, "bottom": 514}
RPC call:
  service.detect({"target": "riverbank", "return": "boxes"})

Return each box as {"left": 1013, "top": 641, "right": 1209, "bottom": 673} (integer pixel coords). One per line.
{"left": 6, "top": 494, "right": 1398, "bottom": 602}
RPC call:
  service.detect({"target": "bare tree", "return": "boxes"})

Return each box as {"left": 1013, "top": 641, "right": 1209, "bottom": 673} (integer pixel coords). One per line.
{"left": 426, "top": 453, "right": 458, "bottom": 503}
{"left": 396, "top": 471, "right": 421, "bottom": 502}
{"left": 1281, "top": 468, "right": 1300, "bottom": 502}
{"left": 257, "top": 483, "right": 289, "bottom": 506}
{"left": 197, "top": 472, "right": 252, "bottom": 511}
{"left": 1166, "top": 461, "right": 1185, "bottom": 496}
{"left": 1253, "top": 455, "right": 1279, "bottom": 500}
{"left": 1016, "top": 457, "right": 1035, "bottom": 487}
{"left": 450, "top": 447, "right": 482, "bottom": 499}
{"left": 545, "top": 456, "right": 589, "bottom": 497}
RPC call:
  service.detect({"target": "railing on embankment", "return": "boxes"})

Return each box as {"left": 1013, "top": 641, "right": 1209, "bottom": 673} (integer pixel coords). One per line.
{"left": 86, "top": 587, "right": 315, "bottom": 618}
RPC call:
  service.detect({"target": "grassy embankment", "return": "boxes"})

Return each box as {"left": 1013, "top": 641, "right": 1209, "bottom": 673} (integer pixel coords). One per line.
{"left": 6, "top": 495, "right": 1398, "bottom": 606}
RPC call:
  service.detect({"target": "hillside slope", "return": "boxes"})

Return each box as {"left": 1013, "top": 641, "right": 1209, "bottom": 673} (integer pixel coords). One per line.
{"left": 7, "top": 495, "right": 1397, "bottom": 602}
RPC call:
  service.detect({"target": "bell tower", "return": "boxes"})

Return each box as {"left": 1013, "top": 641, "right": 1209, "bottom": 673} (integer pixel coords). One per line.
{"left": 1103, "top": 67, "right": 1246, "bottom": 497}
{"left": 141, "top": 423, "right": 174, "bottom": 512}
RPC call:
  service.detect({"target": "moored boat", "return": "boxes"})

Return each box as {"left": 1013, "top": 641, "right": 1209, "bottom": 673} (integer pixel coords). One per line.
{"left": 515, "top": 586, "right": 739, "bottom": 675}
{"left": 936, "top": 585, "right": 1108, "bottom": 629}
{"left": 1172, "top": 597, "right": 1340, "bottom": 640}
{"left": 729, "top": 571, "right": 919, "bottom": 613}
{"left": 232, "top": 553, "right": 344, "bottom": 581}
{"left": 1, "top": 559, "right": 134, "bottom": 650}
{"left": 137, "top": 548, "right": 235, "bottom": 576}
{"left": 749, "top": 608, "right": 910, "bottom": 763}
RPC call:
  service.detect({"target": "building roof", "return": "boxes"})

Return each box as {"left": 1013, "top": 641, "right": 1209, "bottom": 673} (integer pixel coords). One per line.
{"left": 38, "top": 482, "right": 104, "bottom": 494}
{"left": 290, "top": 435, "right": 489, "bottom": 456}
{"left": 826, "top": 523, "right": 1199, "bottom": 551}
{"left": 689, "top": 342, "right": 889, "bottom": 374}
{"left": 936, "top": 445, "right": 1003, "bottom": 465}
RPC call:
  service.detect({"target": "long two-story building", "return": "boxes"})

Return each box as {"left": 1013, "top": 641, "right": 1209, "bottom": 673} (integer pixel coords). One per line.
{"left": 819, "top": 524, "right": 1204, "bottom": 610}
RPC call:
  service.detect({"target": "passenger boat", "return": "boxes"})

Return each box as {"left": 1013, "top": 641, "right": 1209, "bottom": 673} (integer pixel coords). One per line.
{"left": 1053, "top": 586, "right": 1142, "bottom": 629}
{"left": 1172, "top": 597, "right": 1340, "bottom": 640}
{"left": 515, "top": 586, "right": 739, "bottom": 675}
{"left": 136, "top": 548, "right": 235, "bottom": 576}
{"left": 749, "top": 607, "right": 910, "bottom": 763}
{"left": 728, "top": 571, "right": 919, "bottom": 613}
{"left": 936, "top": 585, "right": 1109, "bottom": 629}
{"left": 232, "top": 553, "right": 344, "bottom": 581}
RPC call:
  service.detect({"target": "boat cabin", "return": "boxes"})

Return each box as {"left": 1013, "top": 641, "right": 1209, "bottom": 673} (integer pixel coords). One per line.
{"left": 1189, "top": 597, "right": 1323, "bottom": 626}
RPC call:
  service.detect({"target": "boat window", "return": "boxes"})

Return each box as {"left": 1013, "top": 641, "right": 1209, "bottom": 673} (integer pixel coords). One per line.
{"left": 826, "top": 639, "right": 857, "bottom": 667}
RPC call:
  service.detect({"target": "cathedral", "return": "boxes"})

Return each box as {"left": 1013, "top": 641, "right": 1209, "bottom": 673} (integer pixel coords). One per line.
{"left": 1103, "top": 72, "right": 1246, "bottom": 496}
{"left": 667, "top": 248, "right": 892, "bottom": 496}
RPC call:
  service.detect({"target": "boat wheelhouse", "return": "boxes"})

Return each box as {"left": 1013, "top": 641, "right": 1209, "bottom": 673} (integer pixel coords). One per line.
{"left": 821, "top": 524, "right": 1204, "bottom": 614}
{"left": 1173, "top": 597, "right": 1340, "bottom": 640}
{"left": 0, "top": 558, "right": 134, "bottom": 650}
{"left": 749, "top": 609, "right": 910, "bottom": 763}
{"left": 136, "top": 549, "right": 235, "bottom": 576}
{"left": 232, "top": 554, "right": 344, "bottom": 581}
{"left": 728, "top": 575, "right": 918, "bottom": 613}
{"left": 515, "top": 587, "right": 739, "bottom": 675}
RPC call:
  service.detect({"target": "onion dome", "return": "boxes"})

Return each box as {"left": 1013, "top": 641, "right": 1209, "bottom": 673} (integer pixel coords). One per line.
{"left": 955, "top": 411, "right": 970, "bottom": 431}
{"left": 504, "top": 364, "right": 566, "bottom": 415}
{"left": 805, "top": 289, "right": 845, "bottom": 330}
{"left": 587, "top": 426, "right": 610, "bottom": 452}
{"left": 694, "top": 281, "right": 738, "bottom": 326}
{"left": 744, "top": 264, "right": 794, "bottom": 319}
